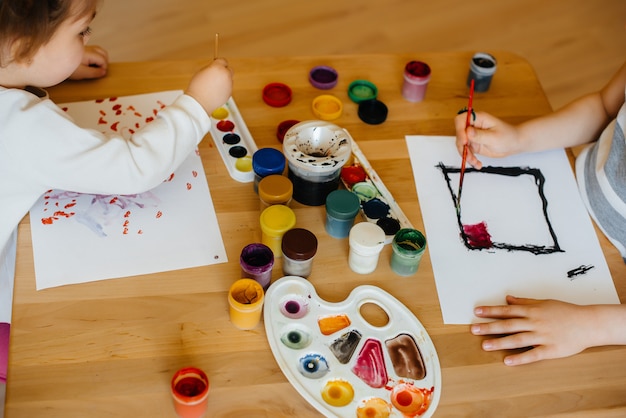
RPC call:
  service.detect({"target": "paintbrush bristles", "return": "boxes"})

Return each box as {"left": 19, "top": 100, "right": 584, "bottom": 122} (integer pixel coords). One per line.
{"left": 214, "top": 33, "right": 219, "bottom": 60}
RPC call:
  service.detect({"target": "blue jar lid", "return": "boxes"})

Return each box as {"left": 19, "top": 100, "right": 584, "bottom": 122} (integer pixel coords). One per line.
{"left": 326, "top": 189, "right": 361, "bottom": 220}
{"left": 252, "top": 148, "right": 286, "bottom": 177}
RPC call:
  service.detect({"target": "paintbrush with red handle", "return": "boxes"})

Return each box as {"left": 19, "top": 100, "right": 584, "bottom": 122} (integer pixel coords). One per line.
{"left": 457, "top": 78, "right": 475, "bottom": 211}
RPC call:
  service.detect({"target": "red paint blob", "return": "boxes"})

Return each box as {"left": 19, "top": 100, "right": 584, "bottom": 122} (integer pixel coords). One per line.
{"left": 216, "top": 120, "right": 235, "bottom": 132}
{"left": 463, "top": 221, "right": 492, "bottom": 248}
{"left": 341, "top": 165, "right": 367, "bottom": 187}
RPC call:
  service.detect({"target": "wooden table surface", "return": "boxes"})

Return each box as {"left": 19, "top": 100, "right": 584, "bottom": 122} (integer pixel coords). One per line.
{"left": 7, "top": 52, "right": 626, "bottom": 417}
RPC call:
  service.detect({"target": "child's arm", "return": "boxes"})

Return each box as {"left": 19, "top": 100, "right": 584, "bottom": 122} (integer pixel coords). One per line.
{"left": 68, "top": 45, "right": 109, "bottom": 80}
{"left": 470, "top": 296, "right": 626, "bottom": 366}
{"left": 456, "top": 61, "right": 626, "bottom": 168}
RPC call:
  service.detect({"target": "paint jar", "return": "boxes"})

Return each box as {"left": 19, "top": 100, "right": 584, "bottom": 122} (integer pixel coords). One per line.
{"left": 467, "top": 52, "right": 497, "bottom": 92}
{"left": 402, "top": 61, "right": 431, "bottom": 102}
{"left": 259, "top": 204, "right": 296, "bottom": 257}
{"left": 348, "top": 222, "right": 386, "bottom": 274}
{"left": 228, "top": 278, "right": 265, "bottom": 330}
{"left": 252, "top": 148, "right": 286, "bottom": 193}
{"left": 325, "top": 189, "right": 361, "bottom": 238}
{"left": 281, "top": 228, "right": 318, "bottom": 278}
{"left": 239, "top": 243, "right": 274, "bottom": 290}
{"left": 258, "top": 174, "right": 293, "bottom": 211}
{"left": 171, "top": 367, "right": 209, "bottom": 418}
{"left": 390, "top": 228, "right": 427, "bottom": 276}
{"left": 283, "top": 120, "right": 352, "bottom": 206}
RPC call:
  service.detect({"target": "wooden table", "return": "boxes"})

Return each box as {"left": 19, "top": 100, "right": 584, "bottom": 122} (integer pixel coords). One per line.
{"left": 7, "top": 53, "right": 626, "bottom": 417}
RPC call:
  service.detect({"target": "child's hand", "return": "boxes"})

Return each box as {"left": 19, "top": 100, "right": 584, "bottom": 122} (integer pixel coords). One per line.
{"left": 185, "top": 58, "right": 233, "bottom": 115}
{"left": 454, "top": 111, "right": 520, "bottom": 169}
{"left": 470, "top": 295, "right": 594, "bottom": 366}
{"left": 69, "top": 45, "right": 109, "bottom": 80}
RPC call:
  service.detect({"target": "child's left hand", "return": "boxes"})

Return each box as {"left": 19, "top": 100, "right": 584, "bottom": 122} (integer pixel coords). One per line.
{"left": 69, "top": 45, "right": 109, "bottom": 80}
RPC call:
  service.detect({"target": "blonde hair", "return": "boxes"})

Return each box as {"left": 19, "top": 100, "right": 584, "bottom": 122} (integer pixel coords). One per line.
{"left": 0, "top": 0, "right": 99, "bottom": 66}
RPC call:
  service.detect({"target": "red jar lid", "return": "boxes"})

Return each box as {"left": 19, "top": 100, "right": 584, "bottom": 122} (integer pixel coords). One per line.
{"left": 263, "top": 83, "right": 292, "bottom": 107}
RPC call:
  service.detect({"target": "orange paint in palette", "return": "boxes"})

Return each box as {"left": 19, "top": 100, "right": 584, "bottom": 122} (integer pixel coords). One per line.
{"left": 264, "top": 276, "right": 441, "bottom": 417}
{"left": 208, "top": 98, "right": 258, "bottom": 182}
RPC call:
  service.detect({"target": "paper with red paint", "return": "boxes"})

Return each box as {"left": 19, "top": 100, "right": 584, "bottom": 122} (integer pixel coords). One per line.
{"left": 406, "top": 135, "right": 618, "bottom": 324}
{"left": 29, "top": 91, "right": 227, "bottom": 290}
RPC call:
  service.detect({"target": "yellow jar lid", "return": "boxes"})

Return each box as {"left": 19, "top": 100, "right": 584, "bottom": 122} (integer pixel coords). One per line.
{"left": 259, "top": 175, "right": 293, "bottom": 204}
{"left": 260, "top": 204, "right": 296, "bottom": 234}
{"left": 312, "top": 94, "right": 343, "bottom": 120}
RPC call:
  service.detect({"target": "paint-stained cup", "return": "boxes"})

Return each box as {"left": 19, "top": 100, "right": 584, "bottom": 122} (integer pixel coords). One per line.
{"left": 171, "top": 367, "right": 210, "bottom": 418}
{"left": 228, "top": 278, "right": 265, "bottom": 330}
{"left": 390, "top": 228, "right": 427, "bottom": 276}
{"left": 402, "top": 61, "right": 431, "bottom": 102}
{"left": 239, "top": 243, "right": 274, "bottom": 290}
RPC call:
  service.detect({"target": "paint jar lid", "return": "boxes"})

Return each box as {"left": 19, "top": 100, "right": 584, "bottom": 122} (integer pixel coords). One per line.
{"left": 312, "top": 95, "right": 343, "bottom": 120}
{"left": 348, "top": 80, "right": 378, "bottom": 103}
{"left": 260, "top": 204, "right": 296, "bottom": 235}
{"left": 281, "top": 228, "right": 318, "bottom": 260}
{"left": 358, "top": 99, "right": 388, "bottom": 125}
{"left": 252, "top": 147, "right": 286, "bottom": 177}
{"left": 263, "top": 83, "right": 292, "bottom": 107}
{"left": 309, "top": 66, "right": 338, "bottom": 90}
{"left": 326, "top": 189, "right": 361, "bottom": 220}
{"left": 349, "top": 222, "right": 386, "bottom": 255}
{"left": 276, "top": 119, "right": 300, "bottom": 143}
{"left": 258, "top": 174, "right": 293, "bottom": 204}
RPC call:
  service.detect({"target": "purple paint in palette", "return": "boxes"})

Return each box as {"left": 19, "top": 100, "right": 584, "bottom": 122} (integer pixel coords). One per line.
{"left": 264, "top": 276, "right": 442, "bottom": 417}
{"left": 208, "top": 98, "right": 258, "bottom": 182}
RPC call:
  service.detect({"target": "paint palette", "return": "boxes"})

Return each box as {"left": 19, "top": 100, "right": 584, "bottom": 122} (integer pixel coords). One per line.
{"left": 340, "top": 138, "right": 413, "bottom": 244}
{"left": 264, "top": 276, "right": 441, "bottom": 418}
{"left": 207, "top": 97, "right": 258, "bottom": 182}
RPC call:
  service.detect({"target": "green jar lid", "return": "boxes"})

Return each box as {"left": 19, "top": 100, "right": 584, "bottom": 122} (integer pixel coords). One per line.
{"left": 325, "top": 189, "right": 361, "bottom": 220}
{"left": 348, "top": 80, "right": 378, "bottom": 103}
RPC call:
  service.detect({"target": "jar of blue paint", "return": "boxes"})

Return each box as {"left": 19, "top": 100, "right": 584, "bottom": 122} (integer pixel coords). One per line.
{"left": 252, "top": 148, "right": 286, "bottom": 194}
{"left": 325, "top": 189, "right": 361, "bottom": 238}
{"left": 390, "top": 228, "right": 427, "bottom": 276}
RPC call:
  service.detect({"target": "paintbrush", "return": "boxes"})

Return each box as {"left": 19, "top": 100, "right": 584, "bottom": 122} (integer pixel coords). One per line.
{"left": 457, "top": 78, "right": 475, "bottom": 211}
{"left": 214, "top": 33, "right": 219, "bottom": 60}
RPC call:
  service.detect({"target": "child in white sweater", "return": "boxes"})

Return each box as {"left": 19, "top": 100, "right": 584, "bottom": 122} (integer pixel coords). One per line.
{"left": 0, "top": 0, "right": 233, "bottom": 256}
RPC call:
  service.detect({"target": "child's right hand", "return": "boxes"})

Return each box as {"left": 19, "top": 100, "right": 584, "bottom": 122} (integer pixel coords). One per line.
{"left": 454, "top": 111, "right": 522, "bottom": 169}
{"left": 185, "top": 58, "right": 233, "bottom": 115}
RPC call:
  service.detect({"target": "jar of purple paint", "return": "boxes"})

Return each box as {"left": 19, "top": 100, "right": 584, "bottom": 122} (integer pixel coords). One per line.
{"left": 239, "top": 243, "right": 274, "bottom": 290}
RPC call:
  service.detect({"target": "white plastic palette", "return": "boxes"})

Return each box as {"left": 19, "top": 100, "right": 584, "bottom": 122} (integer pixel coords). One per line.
{"left": 341, "top": 137, "right": 413, "bottom": 244}
{"left": 264, "top": 276, "right": 441, "bottom": 417}
{"left": 208, "top": 97, "right": 258, "bottom": 182}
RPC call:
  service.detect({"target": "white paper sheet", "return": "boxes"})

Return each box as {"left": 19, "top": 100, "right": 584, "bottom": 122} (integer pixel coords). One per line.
{"left": 30, "top": 91, "right": 227, "bottom": 290}
{"left": 406, "top": 135, "right": 619, "bottom": 324}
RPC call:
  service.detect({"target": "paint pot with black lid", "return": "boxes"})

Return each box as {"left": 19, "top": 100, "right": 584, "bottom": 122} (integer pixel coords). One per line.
{"left": 467, "top": 52, "right": 497, "bottom": 92}
{"left": 281, "top": 228, "right": 318, "bottom": 278}
{"left": 282, "top": 120, "right": 352, "bottom": 206}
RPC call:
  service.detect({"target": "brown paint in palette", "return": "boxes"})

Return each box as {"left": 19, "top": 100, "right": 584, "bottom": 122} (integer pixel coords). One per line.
{"left": 264, "top": 276, "right": 442, "bottom": 417}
